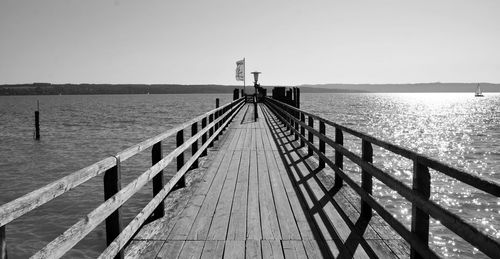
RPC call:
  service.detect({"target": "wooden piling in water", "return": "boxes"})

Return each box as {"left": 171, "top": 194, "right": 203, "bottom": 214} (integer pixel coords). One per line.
{"left": 34, "top": 100, "right": 40, "bottom": 140}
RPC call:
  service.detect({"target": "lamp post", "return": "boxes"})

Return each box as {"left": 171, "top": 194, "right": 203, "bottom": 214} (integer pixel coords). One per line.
{"left": 251, "top": 72, "right": 261, "bottom": 121}
{"left": 251, "top": 72, "right": 261, "bottom": 94}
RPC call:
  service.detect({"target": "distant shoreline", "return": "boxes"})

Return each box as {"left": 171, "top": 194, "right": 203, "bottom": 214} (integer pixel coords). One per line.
{"left": 1, "top": 82, "right": 499, "bottom": 95}
{"left": 0, "top": 83, "right": 363, "bottom": 95}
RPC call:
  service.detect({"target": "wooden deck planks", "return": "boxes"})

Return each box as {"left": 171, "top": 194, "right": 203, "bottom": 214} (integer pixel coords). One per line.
{"left": 223, "top": 241, "right": 245, "bottom": 259}
{"left": 261, "top": 240, "right": 284, "bottom": 259}
{"left": 200, "top": 240, "right": 225, "bottom": 259}
{"left": 177, "top": 241, "right": 204, "bottom": 259}
{"left": 246, "top": 150, "right": 262, "bottom": 240}
{"left": 265, "top": 149, "right": 301, "bottom": 241}
{"left": 186, "top": 150, "right": 236, "bottom": 240}
{"left": 207, "top": 150, "right": 242, "bottom": 240}
{"left": 227, "top": 150, "right": 250, "bottom": 240}
{"left": 126, "top": 103, "right": 403, "bottom": 259}
{"left": 257, "top": 150, "right": 282, "bottom": 240}
{"left": 245, "top": 240, "right": 262, "bottom": 259}
{"left": 282, "top": 240, "right": 307, "bottom": 259}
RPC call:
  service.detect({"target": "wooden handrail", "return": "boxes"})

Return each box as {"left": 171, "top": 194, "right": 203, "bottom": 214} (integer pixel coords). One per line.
{"left": 0, "top": 97, "right": 244, "bottom": 258}
{"left": 98, "top": 102, "right": 244, "bottom": 258}
{"left": 0, "top": 98, "right": 243, "bottom": 227}
{"left": 33, "top": 101, "right": 244, "bottom": 258}
{"left": 266, "top": 98, "right": 500, "bottom": 196}
{"left": 265, "top": 98, "right": 500, "bottom": 258}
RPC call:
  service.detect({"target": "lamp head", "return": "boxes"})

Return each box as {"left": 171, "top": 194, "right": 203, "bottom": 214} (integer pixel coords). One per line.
{"left": 251, "top": 71, "right": 261, "bottom": 84}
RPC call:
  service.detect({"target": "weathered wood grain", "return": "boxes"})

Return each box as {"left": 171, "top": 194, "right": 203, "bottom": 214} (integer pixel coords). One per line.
{"left": 245, "top": 240, "right": 262, "bottom": 259}
{"left": 124, "top": 240, "right": 164, "bottom": 258}
{"left": 282, "top": 240, "right": 307, "bottom": 259}
{"left": 177, "top": 241, "right": 204, "bottom": 259}
{"left": 200, "top": 240, "right": 225, "bottom": 259}
{"left": 156, "top": 241, "right": 184, "bottom": 259}
{"left": 223, "top": 241, "right": 245, "bottom": 259}
{"left": 261, "top": 240, "right": 284, "bottom": 259}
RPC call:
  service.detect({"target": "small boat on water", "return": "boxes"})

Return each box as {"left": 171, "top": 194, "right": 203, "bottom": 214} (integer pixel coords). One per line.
{"left": 475, "top": 84, "right": 484, "bottom": 97}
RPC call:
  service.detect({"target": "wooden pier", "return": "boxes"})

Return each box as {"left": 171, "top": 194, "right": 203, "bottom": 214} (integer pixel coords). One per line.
{"left": 1, "top": 91, "right": 499, "bottom": 259}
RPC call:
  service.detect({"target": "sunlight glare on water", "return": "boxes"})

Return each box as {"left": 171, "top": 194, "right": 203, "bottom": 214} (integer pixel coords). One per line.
{"left": 302, "top": 92, "right": 500, "bottom": 259}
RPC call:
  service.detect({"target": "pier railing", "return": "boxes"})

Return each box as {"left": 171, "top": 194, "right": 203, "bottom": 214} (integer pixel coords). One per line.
{"left": 0, "top": 97, "right": 245, "bottom": 259}
{"left": 265, "top": 97, "right": 500, "bottom": 259}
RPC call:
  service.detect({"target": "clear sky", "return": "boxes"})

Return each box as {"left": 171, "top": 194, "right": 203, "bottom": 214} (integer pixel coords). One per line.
{"left": 1, "top": 0, "right": 499, "bottom": 85}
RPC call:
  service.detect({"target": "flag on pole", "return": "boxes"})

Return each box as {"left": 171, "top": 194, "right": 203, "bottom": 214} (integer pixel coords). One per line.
{"left": 235, "top": 59, "right": 245, "bottom": 81}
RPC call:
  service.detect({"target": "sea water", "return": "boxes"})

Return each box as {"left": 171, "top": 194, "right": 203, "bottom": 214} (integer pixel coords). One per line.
{"left": 0, "top": 93, "right": 498, "bottom": 258}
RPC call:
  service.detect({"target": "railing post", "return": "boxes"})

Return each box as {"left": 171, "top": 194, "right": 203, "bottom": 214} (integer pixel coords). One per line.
{"left": 151, "top": 142, "right": 164, "bottom": 220}
{"left": 174, "top": 130, "right": 186, "bottom": 189}
{"left": 300, "top": 113, "right": 305, "bottom": 147}
{"left": 201, "top": 117, "right": 208, "bottom": 156}
{"left": 191, "top": 122, "right": 198, "bottom": 169}
{"left": 411, "top": 161, "right": 430, "bottom": 259}
{"left": 208, "top": 113, "right": 214, "bottom": 148}
{"left": 294, "top": 110, "right": 299, "bottom": 141}
{"left": 334, "top": 128, "right": 344, "bottom": 189}
{"left": 1, "top": 226, "right": 6, "bottom": 259}
{"left": 308, "top": 116, "right": 314, "bottom": 156}
{"left": 361, "top": 140, "right": 373, "bottom": 219}
{"left": 319, "top": 121, "right": 326, "bottom": 169}
{"left": 103, "top": 158, "right": 123, "bottom": 259}
{"left": 214, "top": 99, "right": 220, "bottom": 141}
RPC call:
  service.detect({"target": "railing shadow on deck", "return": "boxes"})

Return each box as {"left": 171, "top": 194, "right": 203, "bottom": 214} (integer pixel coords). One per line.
{"left": 262, "top": 104, "right": 379, "bottom": 259}
{"left": 263, "top": 97, "right": 500, "bottom": 259}
{"left": 0, "top": 98, "right": 245, "bottom": 259}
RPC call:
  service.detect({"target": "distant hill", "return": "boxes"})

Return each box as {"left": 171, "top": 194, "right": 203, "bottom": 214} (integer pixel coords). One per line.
{"left": 0, "top": 83, "right": 359, "bottom": 95}
{"left": 298, "top": 83, "right": 500, "bottom": 93}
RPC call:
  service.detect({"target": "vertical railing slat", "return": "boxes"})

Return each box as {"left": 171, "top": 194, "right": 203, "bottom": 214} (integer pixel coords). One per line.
{"left": 201, "top": 117, "right": 208, "bottom": 156}
{"left": 208, "top": 113, "right": 214, "bottom": 148}
{"left": 1, "top": 226, "right": 7, "bottom": 259}
{"left": 300, "top": 113, "right": 305, "bottom": 147}
{"left": 334, "top": 128, "right": 344, "bottom": 189}
{"left": 174, "top": 130, "right": 186, "bottom": 189}
{"left": 151, "top": 142, "right": 164, "bottom": 220}
{"left": 214, "top": 99, "right": 220, "bottom": 141}
{"left": 361, "top": 140, "right": 373, "bottom": 219}
{"left": 103, "top": 158, "right": 123, "bottom": 259}
{"left": 308, "top": 116, "right": 314, "bottom": 156}
{"left": 411, "top": 161, "right": 431, "bottom": 259}
{"left": 191, "top": 122, "right": 198, "bottom": 169}
{"left": 319, "top": 121, "right": 326, "bottom": 169}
